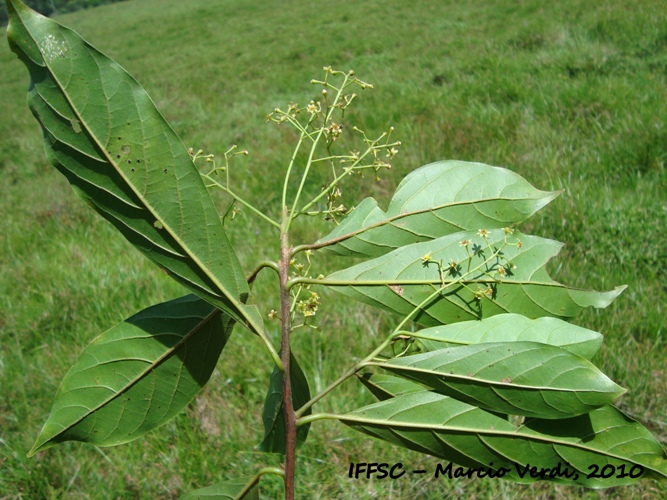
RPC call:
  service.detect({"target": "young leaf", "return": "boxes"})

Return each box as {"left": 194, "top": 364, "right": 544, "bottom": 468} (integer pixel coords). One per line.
{"left": 258, "top": 352, "right": 312, "bottom": 454}
{"left": 28, "top": 295, "right": 233, "bottom": 456}
{"left": 5, "top": 0, "right": 262, "bottom": 333}
{"left": 325, "top": 230, "right": 625, "bottom": 326}
{"left": 372, "top": 342, "right": 625, "bottom": 419}
{"left": 340, "top": 392, "right": 667, "bottom": 487}
{"left": 179, "top": 475, "right": 260, "bottom": 500}
{"left": 315, "top": 161, "right": 560, "bottom": 258}
{"left": 413, "top": 314, "right": 603, "bottom": 360}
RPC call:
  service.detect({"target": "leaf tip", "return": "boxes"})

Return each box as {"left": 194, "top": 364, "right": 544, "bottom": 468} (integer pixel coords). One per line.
{"left": 586, "top": 284, "right": 628, "bottom": 309}
{"left": 534, "top": 188, "right": 563, "bottom": 213}
{"left": 551, "top": 188, "right": 565, "bottom": 200}
{"left": 26, "top": 441, "right": 43, "bottom": 458}
{"left": 26, "top": 426, "right": 58, "bottom": 458}
{"left": 607, "top": 284, "right": 628, "bottom": 303}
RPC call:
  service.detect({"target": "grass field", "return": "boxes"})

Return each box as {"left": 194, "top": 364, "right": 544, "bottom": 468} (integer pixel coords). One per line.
{"left": 1, "top": 0, "right": 666, "bottom": 498}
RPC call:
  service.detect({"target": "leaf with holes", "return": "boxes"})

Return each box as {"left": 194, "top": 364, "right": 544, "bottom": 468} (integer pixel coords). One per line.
{"left": 28, "top": 295, "right": 233, "bottom": 455}
{"left": 371, "top": 341, "right": 625, "bottom": 419}
{"left": 412, "top": 314, "right": 603, "bottom": 360}
{"left": 315, "top": 160, "right": 560, "bottom": 258}
{"left": 324, "top": 229, "right": 625, "bottom": 326}
{"left": 339, "top": 392, "right": 667, "bottom": 487}
{"left": 6, "top": 0, "right": 262, "bottom": 333}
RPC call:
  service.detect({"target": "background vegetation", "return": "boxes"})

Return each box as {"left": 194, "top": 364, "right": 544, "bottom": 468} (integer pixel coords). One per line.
{"left": 0, "top": 0, "right": 129, "bottom": 25}
{"left": 1, "top": 0, "right": 665, "bottom": 497}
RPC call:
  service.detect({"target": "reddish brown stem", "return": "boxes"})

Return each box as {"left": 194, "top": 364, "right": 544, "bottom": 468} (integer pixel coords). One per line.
{"left": 279, "top": 224, "right": 296, "bottom": 500}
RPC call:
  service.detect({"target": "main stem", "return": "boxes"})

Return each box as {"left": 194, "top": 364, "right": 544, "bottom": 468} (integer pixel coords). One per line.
{"left": 279, "top": 209, "right": 297, "bottom": 500}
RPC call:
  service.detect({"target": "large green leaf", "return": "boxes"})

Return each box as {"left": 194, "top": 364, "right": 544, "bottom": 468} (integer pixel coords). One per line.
{"left": 315, "top": 161, "right": 560, "bottom": 258}
{"left": 372, "top": 342, "right": 625, "bottom": 419}
{"left": 413, "top": 314, "right": 603, "bottom": 360}
{"left": 340, "top": 392, "right": 667, "bottom": 487}
{"left": 5, "top": 0, "right": 262, "bottom": 333}
{"left": 28, "top": 295, "right": 233, "bottom": 455}
{"left": 325, "top": 229, "right": 625, "bottom": 326}
{"left": 179, "top": 475, "right": 260, "bottom": 500}
{"left": 357, "top": 372, "right": 425, "bottom": 401}
{"left": 258, "top": 352, "right": 312, "bottom": 454}
{"left": 357, "top": 372, "right": 510, "bottom": 420}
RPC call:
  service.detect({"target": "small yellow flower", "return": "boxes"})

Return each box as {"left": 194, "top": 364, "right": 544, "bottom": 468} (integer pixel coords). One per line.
{"left": 421, "top": 252, "right": 432, "bottom": 263}
{"left": 459, "top": 239, "right": 471, "bottom": 247}
{"left": 268, "top": 309, "right": 278, "bottom": 320}
{"left": 303, "top": 305, "right": 318, "bottom": 317}
{"left": 306, "top": 100, "right": 319, "bottom": 114}
{"left": 297, "top": 292, "right": 321, "bottom": 317}
{"left": 327, "top": 122, "right": 343, "bottom": 140}
{"left": 502, "top": 227, "right": 514, "bottom": 235}
{"left": 516, "top": 240, "right": 523, "bottom": 249}
{"left": 478, "top": 229, "right": 489, "bottom": 238}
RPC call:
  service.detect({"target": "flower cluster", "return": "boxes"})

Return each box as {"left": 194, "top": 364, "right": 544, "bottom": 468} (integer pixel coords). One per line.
{"left": 419, "top": 229, "right": 525, "bottom": 312}
{"left": 296, "top": 292, "right": 320, "bottom": 317}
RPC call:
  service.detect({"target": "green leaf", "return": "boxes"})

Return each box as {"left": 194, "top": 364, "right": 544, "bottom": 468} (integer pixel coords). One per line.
{"left": 340, "top": 392, "right": 667, "bottom": 487}
{"left": 258, "top": 352, "right": 312, "bottom": 454}
{"left": 315, "top": 161, "right": 560, "bottom": 258}
{"left": 373, "top": 342, "right": 625, "bottom": 419}
{"left": 28, "top": 295, "right": 233, "bottom": 456}
{"left": 512, "top": 406, "right": 667, "bottom": 487}
{"left": 325, "top": 229, "right": 625, "bottom": 326}
{"left": 357, "top": 373, "right": 425, "bottom": 401}
{"left": 179, "top": 475, "right": 259, "bottom": 500}
{"left": 5, "top": 0, "right": 262, "bottom": 333}
{"left": 413, "top": 314, "right": 603, "bottom": 360}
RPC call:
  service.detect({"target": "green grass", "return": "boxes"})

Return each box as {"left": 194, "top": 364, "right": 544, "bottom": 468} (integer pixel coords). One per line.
{"left": 1, "top": 0, "right": 666, "bottom": 497}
